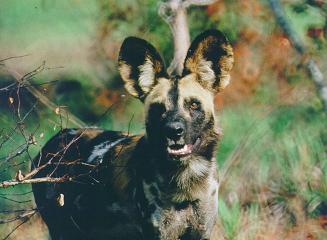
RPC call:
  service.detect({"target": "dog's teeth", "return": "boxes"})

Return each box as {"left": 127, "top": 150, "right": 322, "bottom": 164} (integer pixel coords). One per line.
{"left": 168, "top": 144, "right": 193, "bottom": 156}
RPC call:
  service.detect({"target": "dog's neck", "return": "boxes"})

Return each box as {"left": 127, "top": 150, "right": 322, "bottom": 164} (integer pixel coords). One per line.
{"left": 142, "top": 138, "right": 218, "bottom": 203}
{"left": 169, "top": 156, "right": 216, "bottom": 202}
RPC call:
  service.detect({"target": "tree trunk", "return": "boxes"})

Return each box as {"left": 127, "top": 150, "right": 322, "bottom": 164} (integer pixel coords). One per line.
{"left": 159, "top": 0, "right": 218, "bottom": 76}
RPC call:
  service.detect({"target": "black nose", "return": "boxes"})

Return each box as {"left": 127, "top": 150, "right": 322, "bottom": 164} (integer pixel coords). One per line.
{"left": 165, "top": 122, "right": 184, "bottom": 140}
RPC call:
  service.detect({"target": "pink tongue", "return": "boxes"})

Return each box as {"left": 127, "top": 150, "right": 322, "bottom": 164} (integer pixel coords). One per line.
{"left": 168, "top": 144, "right": 192, "bottom": 155}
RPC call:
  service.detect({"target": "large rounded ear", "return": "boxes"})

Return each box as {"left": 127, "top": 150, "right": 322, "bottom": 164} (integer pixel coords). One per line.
{"left": 118, "top": 37, "right": 167, "bottom": 101}
{"left": 182, "top": 29, "right": 234, "bottom": 93}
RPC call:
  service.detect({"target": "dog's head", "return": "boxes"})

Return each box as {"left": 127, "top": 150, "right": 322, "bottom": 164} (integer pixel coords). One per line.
{"left": 118, "top": 30, "right": 233, "bottom": 161}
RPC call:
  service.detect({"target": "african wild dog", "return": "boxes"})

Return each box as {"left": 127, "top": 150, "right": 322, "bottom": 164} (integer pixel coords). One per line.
{"left": 32, "top": 29, "right": 234, "bottom": 240}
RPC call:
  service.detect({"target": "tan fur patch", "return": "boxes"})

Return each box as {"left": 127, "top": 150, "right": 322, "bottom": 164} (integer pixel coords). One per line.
{"left": 79, "top": 128, "right": 104, "bottom": 140}
{"left": 144, "top": 77, "right": 172, "bottom": 118}
{"left": 196, "top": 59, "right": 216, "bottom": 86}
{"left": 172, "top": 157, "right": 211, "bottom": 202}
{"left": 154, "top": 59, "right": 163, "bottom": 74}
{"left": 217, "top": 43, "right": 234, "bottom": 91}
{"left": 178, "top": 74, "right": 215, "bottom": 122}
{"left": 184, "top": 37, "right": 234, "bottom": 92}
{"left": 118, "top": 62, "right": 140, "bottom": 97}
{"left": 185, "top": 36, "right": 217, "bottom": 85}
{"left": 111, "top": 135, "right": 142, "bottom": 199}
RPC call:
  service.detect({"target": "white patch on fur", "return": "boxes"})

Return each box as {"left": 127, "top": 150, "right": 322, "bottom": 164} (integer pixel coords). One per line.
{"left": 119, "top": 63, "right": 139, "bottom": 97}
{"left": 67, "top": 127, "right": 101, "bottom": 136}
{"left": 189, "top": 159, "right": 210, "bottom": 179}
{"left": 197, "top": 59, "right": 216, "bottom": 85}
{"left": 68, "top": 129, "right": 79, "bottom": 135}
{"left": 138, "top": 57, "right": 155, "bottom": 93}
{"left": 87, "top": 138, "right": 127, "bottom": 163}
{"left": 151, "top": 206, "right": 162, "bottom": 228}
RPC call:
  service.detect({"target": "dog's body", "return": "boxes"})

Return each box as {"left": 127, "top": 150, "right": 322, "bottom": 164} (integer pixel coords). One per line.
{"left": 32, "top": 30, "right": 233, "bottom": 240}
{"left": 33, "top": 128, "right": 218, "bottom": 239}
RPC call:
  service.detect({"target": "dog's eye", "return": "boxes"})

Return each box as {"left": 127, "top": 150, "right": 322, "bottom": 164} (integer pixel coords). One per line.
{"left": 190, "top": 101, "right": 200, "bottom": 110}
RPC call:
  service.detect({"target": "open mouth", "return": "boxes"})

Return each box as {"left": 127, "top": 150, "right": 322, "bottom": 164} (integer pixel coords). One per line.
{"left": 167, "top": 144, "right": 193, "bottom": 156}
{"left": 167, "top": 138, "right": 201, "bottom": 157}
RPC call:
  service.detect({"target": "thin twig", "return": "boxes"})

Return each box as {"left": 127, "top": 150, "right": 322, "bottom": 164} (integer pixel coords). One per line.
{"left": 0, "top": 176, "right": 69, "bottom": 188}
{"left": 0, "top": 195, "right": 31, "bottom": 204}
{"left": 0, "top": 208, "right": 37, "bottom": 214}
{"left": 0, "top": 54, "right": 30, "bottom": 64}
{"left": 1, "top": 211, "right": 37, "bottom": 240}
{"left": 4, "top": 65, "right": 86, "bottom": 127}
{"left": 0, "top": 210, "right": 36, "bottom": 224}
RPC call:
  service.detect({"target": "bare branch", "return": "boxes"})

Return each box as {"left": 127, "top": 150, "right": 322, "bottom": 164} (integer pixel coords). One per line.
{"left": 0, "top": 208, "right": 37, "bottom": 214}
{"left": 0, "top": 176, "right": 69, "bottom": 188}
{"left": 159, "top": 0, "right": 190, "bottom": 76}
{"left": 0, "top": 210, "right": 36, "bottom": 224}
{"left": 4, "top": 64, "right": 86, "bottom": 127}
{"left": 1, "top": 211, "right": 37, "bottom": 240}
{"left": 0, "top": 195, "right": 31, "bottom": 204}
{"left": 0, "top": 54, "right": 30, "bottom": 64}
{"left": 0, "top": 80, "right": 59, "bottom": 92}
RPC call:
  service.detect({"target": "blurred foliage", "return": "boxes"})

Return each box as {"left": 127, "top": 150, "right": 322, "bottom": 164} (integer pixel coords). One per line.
{"left": 217, "top": 101, "right": 327, "bottom": 239}
{"left": 1, "top": 0, "right": 327, "bottom": 239}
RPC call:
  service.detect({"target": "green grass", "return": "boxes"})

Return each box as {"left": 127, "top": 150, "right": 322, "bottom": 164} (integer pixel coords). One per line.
{"left": 216, "top": 103, "right": 327, "bottom": 239}
{"left": 0, "top": 1, "right": 97, "bottom": 44}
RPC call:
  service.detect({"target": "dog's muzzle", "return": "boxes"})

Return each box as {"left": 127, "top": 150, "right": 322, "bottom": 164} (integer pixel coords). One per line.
{"left": 165, "top": 122, "right": 201, "bottom": 157}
